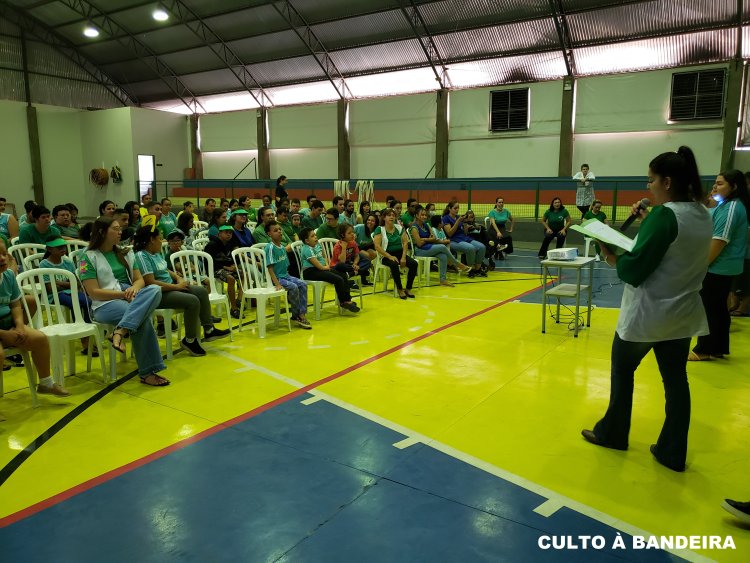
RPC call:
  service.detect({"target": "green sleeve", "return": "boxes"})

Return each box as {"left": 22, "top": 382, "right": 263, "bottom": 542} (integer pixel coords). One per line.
{"left": 616, "top": 206, "right": 678, "bottom": 287}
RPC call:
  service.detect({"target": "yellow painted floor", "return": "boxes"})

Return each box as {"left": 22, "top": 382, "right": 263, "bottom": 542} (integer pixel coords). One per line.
{"left": 1, "top": 270, "right": 749, "bottom": 561}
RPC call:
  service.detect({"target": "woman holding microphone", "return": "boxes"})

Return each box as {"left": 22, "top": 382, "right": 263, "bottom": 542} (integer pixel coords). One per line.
{"left": 581, "top": 146, "right": 711, "bottom": 472}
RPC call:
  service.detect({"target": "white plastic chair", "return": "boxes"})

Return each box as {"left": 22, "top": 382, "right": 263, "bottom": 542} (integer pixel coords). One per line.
{"left": 318, "top": 237, "right": 363, "bottom": 309}
{"left": 370, "top": 233, "right": 398, "bottom": 297}
{"left": 153, "top": 307, "right": 182, "bottom": 360}
{"left": 65, "top": 239, "right": 88, "bottom": 256}
{"left": 160, "top": 240, "right": 170, "bottom": 258}
{"left": 22, "top": 252, "right": 45, "bottom": 272}
{"left": 69, "top": 248, "right": 86, "bottom": 267}
{"left": 231, "top": 247, "right": 291, "bottom": 338}
{"left": 195, "top": 230, "right": 209, "bottom": 240}
{"left": 193, "top": 220, "right": 208, "bottom": 230}
{"left": 251, "top": 242, "right": 267, "bottom": 251}
{"left": 9, "top": 243, "right": 45, "bottom": 270}
{"left": 192, "top": 238, "right": 209, "bottom": 252}
{"left": 407, "top": 235, "right": 437, "bottom": 288}
{"left": 290, "top": 240, "right": 329, "bottom": 321}
{"left": 1, "top": 346, "right": 39, "bottom": 407}
{"left": 584, "top": 237, "right": 596, "bottom": 258}
{"left": 10, "top": 236, "right": 19, "bottom": 246}
{"left": 171, "top": 249, "right": 234, "bottom": 340}
{"left": 16, "top": 268, "right": 106, "bottom": 388}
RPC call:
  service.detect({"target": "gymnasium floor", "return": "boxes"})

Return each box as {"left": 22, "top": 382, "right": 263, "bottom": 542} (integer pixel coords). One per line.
{"left": 0, "top": 251, "right": 748, "bottom": 562}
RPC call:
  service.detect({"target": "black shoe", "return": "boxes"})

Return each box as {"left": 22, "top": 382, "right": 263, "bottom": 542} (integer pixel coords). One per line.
{"left": 156, "top": 323, "right": 166, "bottom": 338}
{"left": 361, "top": 281, "right": 374, "bottom": 287}
{"left": 230, "top": 309, "right": 241, "bottom": 319}
{"left": 180, "top": 338, "right": 206, "bottom": 357}
{"left": 341, "top": 302, "right": 360, "bottom": 312}
{"left": 722, "top": 499, "right": 750, "bottom": 524}
{"left": 204, "top": 327, "right": 230, "bottom": 342}
{"left": 7, "top": 354, "right": 24, "bottom": 367}
{"left": 478, "top": 270, "right": 488, "bottom": 277}
{"left": 581, "top": 429, "right": 628, "bottom": 451}
{"left": 650, "top": 444, "right": 685, "bottom": 472}
{"left": 211, "top": 316, "right": 222, "bottom": 324}
{"left": 467, "top": 270, "right": 477, "bottom": 278}
{"left": 348, "top": 281, "right": 359, "bottom": 290}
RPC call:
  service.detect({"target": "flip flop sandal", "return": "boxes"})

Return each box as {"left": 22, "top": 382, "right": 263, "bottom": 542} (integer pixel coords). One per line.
{"left": 108, "top": 332, "right": 126, "bottom": 354}
{"left": 687, "top": 351, "right": 711, "bottom": 361}
{"left": 140, "top": 374, "right": 170, "bottom": 387}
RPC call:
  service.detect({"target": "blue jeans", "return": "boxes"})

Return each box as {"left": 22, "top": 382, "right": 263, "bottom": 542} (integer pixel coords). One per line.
{"left": 415, "top": 244, "right": 460, "bottom": 281}
{"left": 593, "top": 333, "right": 691, "bottom": 469}
{"left": 279, "top": 276, "right": 308, "bottom": 317}
{"left": 58, "top": 291, "right": 92, "bottom": 323}
{"left": 450, "top": 240, "right": 485, "bottom": 266}
{"left": 92, "top": 285, "right": 165, "bottom": 377}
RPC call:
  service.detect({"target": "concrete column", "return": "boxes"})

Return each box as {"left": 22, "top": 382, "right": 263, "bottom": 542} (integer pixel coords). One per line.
{"left": 257, "top": 107, "right": 271, "bottom": 179}
{"left": 190, "top": 114, "right": 203, "bottom": 180}
{"left": 435, "top": 89, "right": 449, "bottom": 178}
{"left": 26, "top": 105, "right": 44, "bottom": 205}
{"left": 721, "top": 59, "right": 744, "bottom": 170}
{"left": 337, "top": 99, "right": 350, "bottom": 180}
{"left": 558, "top": 76, "right": 575, "bottom": 177}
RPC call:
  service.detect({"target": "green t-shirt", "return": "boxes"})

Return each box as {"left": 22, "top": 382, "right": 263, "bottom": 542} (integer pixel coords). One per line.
{"left": 158, "top": 213, "right": 177, "bottom": 238}
{"left": 709, "top": 199, "right": 748, "bottom": 276}
{"left": 302, "top": 214, "right": 323, "bottom": 230}
{"left": 135, "top": 251, "right": 173, "bottom": 284}
{"left": 489, "top": 208, "right": 511, "bottom": 225}
{"left": 264, "top": 241, "right": 289, "bottom": 278}
{"left": 543, "top": 208, "right": 570, "bottom": 231}
{"left": 583, "top": 210, "right": 607, "bottom": 223}
{"left": 39, "top": 257, "right": 76, "bottom": 294}
{"left": 79, "top": 251, "right": 138, "bottom": 285}
{"left": 300, "top": 243, "right": 325, "bottom": 270}
{"left": 0, "top": 269, "right": 21, "bottom": 319}
{"left": 316, "top": 223, "right": 339, "bottom": 241}
{"left": 19, "top": 223, "right": 61, "bottom": 245}
{"left": 279, "top": 219, "right": 296, "bottom": 242}
{"left": 400, "top": 212, "right": 415, "bottom": 226}
{"left": 616, "top": 205, "right": 678, "bottom": 288}
{"left": 374, "top": 226, "right": 403, "bottom": 252}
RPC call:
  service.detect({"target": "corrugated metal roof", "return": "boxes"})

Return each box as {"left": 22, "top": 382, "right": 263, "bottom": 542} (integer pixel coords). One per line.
{"left": 447, "top": 52, "right": 568, "bottom": 89}
{"left": 247, "top": 55, "right": 330, "bottom": 87}
{"left": 0, "top": 33, "right": 23, "bottom": 70}
{"left": 26, "top": 40, "right": 93, "bottom": 81}
{"left": 416, "top": 0, "right": 550, "bottom": 28}
{"left": 330, "top": 39, "right": 428, "bottom": 76}
{"left": 567, "top": 0, "right": 737, "bottom": 46}
{"left": 312, "top": 9, "right": 414, "bottom": 50}
{"left": 434, "top": 19, "right": 559, "bottom": 62}
{"left": 575, "top": 29, "right": 736, "bottom": 76}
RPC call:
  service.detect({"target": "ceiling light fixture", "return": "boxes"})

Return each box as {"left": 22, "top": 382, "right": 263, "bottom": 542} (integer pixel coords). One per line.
{"left": 153, "top": 5, "right": 169, "bottom": 21}
{"left": 83, "top": 24, "right": 99, "bottom": 38}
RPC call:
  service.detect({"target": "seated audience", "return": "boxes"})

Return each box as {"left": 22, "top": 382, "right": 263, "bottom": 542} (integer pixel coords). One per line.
{"left": 373, "top": 208, "right": 417, "bottom": 299}
{"left": 299, "top": 228, "right": 359, "bottom": 312}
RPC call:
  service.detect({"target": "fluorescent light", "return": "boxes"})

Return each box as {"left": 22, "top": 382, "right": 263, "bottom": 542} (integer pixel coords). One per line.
{"left": 83, "top": 24, "right": 99, "bottom": 38}
{"left": 153, "top": 7, "right": 169, "bottom": 21}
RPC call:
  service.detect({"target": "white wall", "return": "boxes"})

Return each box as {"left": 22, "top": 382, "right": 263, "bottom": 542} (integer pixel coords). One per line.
{"left": 573, "top": 64, "right": 726, "bottom": 175}
{"left": 449, "top": 81, "right": 563, "bottom": 177}
{"left": 130, "top": 107, "right": 190, "bottom": 185}
{"left": 199, "top": 110, "right": 257, "bottom": 152}
{"left": 350, "top": 93, "right": 436, "bottom": 178}
{"left": 37, "top": 105, "right": 84, "bottom": 211}
{"left": 0, "top": 101, "right": 33, "bottom": 206}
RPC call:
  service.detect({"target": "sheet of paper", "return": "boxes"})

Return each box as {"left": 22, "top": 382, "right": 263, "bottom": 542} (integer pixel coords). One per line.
{"left": 570, "top": 220, "right": 635, "bottom": 252}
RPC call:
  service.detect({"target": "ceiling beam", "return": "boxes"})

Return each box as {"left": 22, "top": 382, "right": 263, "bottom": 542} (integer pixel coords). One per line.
{"left": 272, "top": 0, "right": 352, "bottom": 100}
{"left": 397, "top": 0, "right": 452, "bottom": 89}
{"left": 57, "top": 0, "right": 205, "bottom": 113}
{"left": 161, "top": 0, "right": 272, "bottom": 108}
{"left": 548, "top": 0, "right": 576, "bottom": 77}
{"left": 0, "top": 2, "right": 135, "bottom": 107}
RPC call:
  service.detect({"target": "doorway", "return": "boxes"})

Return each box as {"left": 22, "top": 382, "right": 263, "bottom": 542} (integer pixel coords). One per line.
{"left": 137, "top": 154, "right": 155, "bottom": 200}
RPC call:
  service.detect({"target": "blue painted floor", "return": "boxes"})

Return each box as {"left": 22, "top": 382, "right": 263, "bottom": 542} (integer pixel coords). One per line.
{"left": 0, "top": 396, "right": 682, "bottom": 562}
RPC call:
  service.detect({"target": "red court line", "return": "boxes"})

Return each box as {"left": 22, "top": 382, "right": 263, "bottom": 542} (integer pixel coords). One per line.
{"left": 0, "top": 282, "right": 548, "bottom": 528}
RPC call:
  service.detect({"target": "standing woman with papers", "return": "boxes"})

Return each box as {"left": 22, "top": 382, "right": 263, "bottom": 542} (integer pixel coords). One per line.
{"left": 690, "top": 170, "right": 750, "bottom": 361}
{"left": 581, "top": 146, "right": 711, "bottom": 472}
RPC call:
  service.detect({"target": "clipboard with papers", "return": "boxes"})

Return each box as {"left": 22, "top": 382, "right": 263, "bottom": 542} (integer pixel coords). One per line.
{"left": 570, "top": 219, "right": 636, "bottom": 253}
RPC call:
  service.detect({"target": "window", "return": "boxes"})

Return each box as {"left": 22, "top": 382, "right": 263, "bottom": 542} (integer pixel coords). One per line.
{"left": 490, "top": 88, "right": 529, "bottom": 132}
{"left": 670, "top": 69, "right": 725, "bottom": 121}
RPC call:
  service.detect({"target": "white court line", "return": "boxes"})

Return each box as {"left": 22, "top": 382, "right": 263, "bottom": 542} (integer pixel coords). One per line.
{"left": 385, "top": 333, "right": 401, "bottom": 339}
{"left": 301, "top": 396, "right": 324, "bottom": 406}
{"left": 534, "top": 498, "right": 564, "bottom": 517}
{"left": 421, "top": 295, "right": 499, "bottom": 303}
{"left": 393, "top": 437, "right": 421, "bottom": 449}
{"left": 264, "top": 346, "right": 288, "bottom": 351}
{"left": 424, "top": 318, "right": 434, "bottom": 324}
{"left": 214, "top": 351, "right": 709, "bottom": 563}
{"left": 308, "top": 344, "right": 332, "bottom": 349}
{"left": 408, "top": 326, "right": 422, "bottom": 332}
{"left": 350, "top": 340, "right": 369, "bottom": 345}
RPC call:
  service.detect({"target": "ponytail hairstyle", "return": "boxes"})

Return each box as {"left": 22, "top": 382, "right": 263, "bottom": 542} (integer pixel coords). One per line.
{"left": 132, "top": 225, "right": 161, "bottom": 252}
{"left": 589, "top": 199, "right": 603, "bottom": 211}
{"left": 648, "top": 146, "right": 703, "bottom": 202}
{"left": 718, "top": 169, "right": 750, "bottom": 219}
{"left": 88, "top": 216, "right": 132, "bottom": 277}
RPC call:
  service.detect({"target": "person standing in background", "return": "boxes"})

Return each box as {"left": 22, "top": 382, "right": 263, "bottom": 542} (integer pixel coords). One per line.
{"left": 573, "top": 163, "right": 596, "bottom": 217}
{"left": 275, "top": 175, "right": 289, "bottom": 205}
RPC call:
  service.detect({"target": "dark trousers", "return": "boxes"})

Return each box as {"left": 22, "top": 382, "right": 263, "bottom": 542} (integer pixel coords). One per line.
{"left": 333, "top": 256, "right": 371, "bottom": 282}
{"left": 693, "top": 272, "right": 733, "bottom": 356}
{"left": 381, "top": 256, "right": 417, "bottom": 290}
{"left": 58, "top": 291, "right": 92, "bottom": 323}
{"left": 577, "top": 205, "right": 589, "bottom": 217}
{"left": 303, "top": 267, "right": 351, "bottom": 303}
{"left": 538, "top": 230, "right": 566, "bottom": 257}
{"left": 488, "top": 230, "right": 514, "bottom": 254}
{"left": 593, "top": 333, "right": 691, "bottom": 469}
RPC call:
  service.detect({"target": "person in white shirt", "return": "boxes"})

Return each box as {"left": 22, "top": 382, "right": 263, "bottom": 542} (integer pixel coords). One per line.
{"left": 573, "top": 163, "right": 596, "bottom": 217}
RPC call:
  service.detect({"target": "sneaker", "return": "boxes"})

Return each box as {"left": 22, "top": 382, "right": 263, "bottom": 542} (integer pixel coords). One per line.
{"left": 156, "top": 323, "right": 166, "bottom": 338}
{"left": 497, "top": 244, "right": 508, "bottom": 252}
{"left": 211, "top": 316, "right": 222, "bottom": 324}
{"left": 203, "top": 327, "right": 230, "bottom": 342}
{"left": 467, "top": 270, "right": 477, "bottom": 278}
{"left": 7, "top": 354, "right": 24, "bottom": 367}
{"left": 348, "top": 281, "right": 359, "bottom": 290}
{"left": 595, "top": 254, "right": 601, "bottom": 262}
{"left": 293, "top": 317, "right": 312, "bottom": 329}
{"left": 37, "top": 383, "right": 71, "bottom": 397}
{"left": 722, "top": 499, "right": 750, "bottom": 524}
{"left": 478, "top": 269, "right": 488, "bottom": 277}
{"left": 180, "top": 338, "right": 206, "bottom": 357}
{"left": 230, "top": 308, "right": 241, "bottom": 319}
{"left": 341, "top": 302, "right": 360, "bottom": 313}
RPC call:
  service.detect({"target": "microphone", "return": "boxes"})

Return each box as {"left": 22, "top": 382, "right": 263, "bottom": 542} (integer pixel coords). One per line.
{"left": 619, "top": 198, "right": 650, "bottom": 232}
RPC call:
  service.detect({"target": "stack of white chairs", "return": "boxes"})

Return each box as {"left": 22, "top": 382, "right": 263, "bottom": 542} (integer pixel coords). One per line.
{"left": 231, "top": 247, "right": 291, "bottom": 338}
